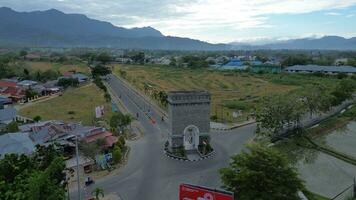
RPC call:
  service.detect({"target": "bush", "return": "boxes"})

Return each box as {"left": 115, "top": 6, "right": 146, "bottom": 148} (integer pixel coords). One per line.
{"left": 6, "top": 121, "right": 19, "bottom": 133}
{"left": 57, "top": 78, "right": 79, "bottom": 88}
{"left": 112, "top": 147, "right": 122, "bottom": 164}
{"left": 33, "top": 115, "right": 42, "bottom": 122}
{"left": 223, "top": 100, "right": 249, "bottom": 110}
{"left": 67, "top": 111, "right": 75, "bottom": 115}
{"left": 210, "top": 115, "right": 218, "bottom": 121}
{"left": 91, "top": 64, "right": 111, "bottom": 77}
{"left": 337, "top": 73, "right": 347, "bottom": 79}
{"left": 117, "top": 136, "right": 126, "bottom": 149}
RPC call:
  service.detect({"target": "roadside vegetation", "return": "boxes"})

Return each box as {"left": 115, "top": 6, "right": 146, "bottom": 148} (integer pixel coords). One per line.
{"left": 0, "top": 144, "right": 67, "bottom": 200}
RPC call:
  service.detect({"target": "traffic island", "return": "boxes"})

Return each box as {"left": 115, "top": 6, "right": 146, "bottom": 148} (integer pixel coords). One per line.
{"left": 164, "top": 140, "right": 215, "bottom": 162}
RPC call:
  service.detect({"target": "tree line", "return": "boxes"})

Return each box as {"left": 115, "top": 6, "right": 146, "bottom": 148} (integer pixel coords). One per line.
{"left": 0, "top": 145, "right": 66, "bottom": 200}
{"left": 256, "top": 79, "right": 356, "bottom": 137}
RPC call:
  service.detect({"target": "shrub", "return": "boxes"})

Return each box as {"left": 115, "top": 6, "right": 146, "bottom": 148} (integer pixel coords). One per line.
{"left": 112, "top": 147, "right": 122, "bottom": 164}
{"left": 33, "top": 115, "right": 42, "bottom": 122}
{"left": 6, "top": 121, "right": 19, "bottom": 133}
{"left": 223, "top": 100, "right": 249, "bottom": 110}
{"left": 67, "top": 111, "right": 75, "bottom": 115}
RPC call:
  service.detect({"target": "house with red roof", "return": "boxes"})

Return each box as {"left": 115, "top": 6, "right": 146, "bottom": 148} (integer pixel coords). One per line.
{"left": 0, "top": 80, "right": 26, "bottom": 102}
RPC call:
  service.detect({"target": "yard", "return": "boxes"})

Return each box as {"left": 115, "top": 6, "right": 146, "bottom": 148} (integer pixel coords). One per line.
{"left": 24, "top": 61, "right": 91, "bottom": 75}
{"left": 112, "top": 64, "right": 339, "bottom": 123}
{"left": 19, "top": 84, "right": 112, "bottom": 125}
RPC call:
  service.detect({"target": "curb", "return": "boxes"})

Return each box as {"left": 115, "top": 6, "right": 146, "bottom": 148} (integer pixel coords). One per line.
{"left": 163, "top": 148, "right": 215, "bottom": 162}
{"left": 211, "top": 121, "right": 256, "bottom": 131}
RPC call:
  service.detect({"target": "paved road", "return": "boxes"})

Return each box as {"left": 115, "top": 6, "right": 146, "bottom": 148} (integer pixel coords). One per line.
{"left": 71, "top": 74, "right": 256, "bottom": 200}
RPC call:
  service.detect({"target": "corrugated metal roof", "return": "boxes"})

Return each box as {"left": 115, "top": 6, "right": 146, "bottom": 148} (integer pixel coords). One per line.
{"left": 0, "top": 132, "right": 35, "bottom": 157}
{"left": 0, "top": 107, "right": 17, "bottom": 122}
{"left": 285, "top": 65, "right": 356, "bottom": 73}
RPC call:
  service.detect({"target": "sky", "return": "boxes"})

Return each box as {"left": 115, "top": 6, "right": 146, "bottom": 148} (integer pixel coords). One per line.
{"left": 1, "top": 0, "right": 356, "bottom": 44}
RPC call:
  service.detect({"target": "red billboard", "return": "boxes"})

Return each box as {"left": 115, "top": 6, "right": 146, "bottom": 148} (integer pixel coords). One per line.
{"left": 179, "top": 183, "right": 234, "bottom": 200}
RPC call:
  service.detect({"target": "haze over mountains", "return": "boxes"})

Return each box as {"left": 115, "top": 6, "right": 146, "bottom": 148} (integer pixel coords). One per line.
{"left": 1, "top": 7, "right": 356, "bottom": 50}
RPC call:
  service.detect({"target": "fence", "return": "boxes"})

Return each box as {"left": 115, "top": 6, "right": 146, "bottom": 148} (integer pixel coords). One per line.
{"left": 331, "top": 179, "right": 356, "bottom": 200}
{"left": 272, "top": 99, "right": 355, "bottom": 142}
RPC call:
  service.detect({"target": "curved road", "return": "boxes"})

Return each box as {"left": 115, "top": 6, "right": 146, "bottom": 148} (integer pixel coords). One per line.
{"left": 72, "top": 74, "right": 256, "bottom": 200}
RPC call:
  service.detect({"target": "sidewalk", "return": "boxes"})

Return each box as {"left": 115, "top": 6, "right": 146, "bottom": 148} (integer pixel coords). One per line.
{"left": 210, "top": 120, "right": 256, "bottom": 131}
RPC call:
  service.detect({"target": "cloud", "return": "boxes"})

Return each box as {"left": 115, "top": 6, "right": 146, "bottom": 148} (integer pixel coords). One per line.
{"left": 1, "top": 0, "right": 356, "bottom": 42}
{"left": 325, "top": 12, "right": 342, "bottom": 16}
{"left": 346, "top": 14, "right": 355, "bottom": 17}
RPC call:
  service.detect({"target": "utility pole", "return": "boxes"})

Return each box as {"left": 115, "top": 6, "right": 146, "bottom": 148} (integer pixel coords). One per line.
{"left": 354, "top": 177, "right": 356, "bottom": 198}
{"left": 75, "top": 136, "right": 81, "bottom": 200}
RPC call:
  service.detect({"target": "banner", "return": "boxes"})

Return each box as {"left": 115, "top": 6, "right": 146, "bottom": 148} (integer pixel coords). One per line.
{"left": 179, "top": 184, "right": 234, "bottom": 200}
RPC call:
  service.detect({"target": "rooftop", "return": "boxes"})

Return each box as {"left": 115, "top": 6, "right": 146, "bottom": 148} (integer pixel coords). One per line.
{"left": 0, "top": 107, "right": 17, "bottom": 122}
{"left": 0, "top": 132, "right": 35, "bottom": 158}
{"left": 285, "top": 65, "right": 356, "bottom": 73}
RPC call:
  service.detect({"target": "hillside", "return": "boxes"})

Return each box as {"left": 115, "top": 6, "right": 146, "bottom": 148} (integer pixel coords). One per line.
{"left": 0, "top": 7, "right": 227, "bottom": 50}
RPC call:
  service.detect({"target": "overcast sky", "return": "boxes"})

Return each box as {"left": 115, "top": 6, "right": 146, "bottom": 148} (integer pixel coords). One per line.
{"left": 1, "top": 0, "right": 356, "bottom": 43}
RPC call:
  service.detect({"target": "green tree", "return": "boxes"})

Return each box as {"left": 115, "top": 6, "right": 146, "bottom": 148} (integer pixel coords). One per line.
{"left": 256, "top": 95, "right": 305, "bottom": 137}
{"left": 6, "top": 121, "right": 19, "bottom": 133}
{"left": 331, "top": 79, "right": 356, "bottom": 106}
{"left": 33, "top": 116, "right": 42, "bottom": 122}
{"left": 91, "top": 64, "right": 111, "bottom": 78}
{"left": 220, "top": 144, "right": 304, "bottom": 200}
{"left": 92, "top": 187, "right": 105, "bottom": 200}
{"left": 57, "top": 78, "right": 79, "bottom": 88}
{"left": 25, "top": 89, "right": 38, "bottom": 99}
{"left": 79, "top": 141, "right": 102, "bottom": 160}
{"left": 299, "top": 84, "right": 332, "bottom": 117}
{"left": 157, "top": 91, "right": 168, "bottom": 107}
{"left": 96, "top": 53, "right": 111, "bottom": 64}
{"left": 0, "top": 145, "right": 66, "bottom": 200}
{"left": 112, "top": 147, "right": 122, "bottom": 164}
{"left": 110, "top": 113, "right": 132, "bottom": 131}
{"left": 131, "top": 52, "right": 145, "bottom": 64}
{"left": 19, "top": 50, "right": 27, "bottom": 59}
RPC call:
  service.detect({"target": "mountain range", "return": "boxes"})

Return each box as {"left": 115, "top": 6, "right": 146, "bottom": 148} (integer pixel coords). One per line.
{"left": 230, "top": 36, "right": 356, "bottom": 50}
{"left": 0, "top": 7, "right": 356, "bottom": 50}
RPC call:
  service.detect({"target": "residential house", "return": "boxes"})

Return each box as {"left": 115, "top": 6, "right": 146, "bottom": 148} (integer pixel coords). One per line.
{"left": 0, "top": 107, "right": 17, "bottom": 130}
{"left": 0, "top": 80, "right": 26, "bottom": 102}
{"left": 334, "top": 58, "right": 348, "bottom": 66}
{"left": 0, "top": 96, "right": 12, "bottom": 108}
{"left": 61, "top": 72, "right": 89, "bottom": 83}
{"left": 43, "top": 80, "right": 61, "bottom": 94}
{"left": 0, "top": 132, "right": 36, "bottom": 158}
{"left": 71, "top": 73, "right": 89, "bottom": 83}
{"left": 19, "top": 121, "right": 118, "bottom": 148}
{"left": 220, "top": 59, "right": 248, "bottom": 70}
{"left": 17, "top": 80, "right": 38, "bottom": 89}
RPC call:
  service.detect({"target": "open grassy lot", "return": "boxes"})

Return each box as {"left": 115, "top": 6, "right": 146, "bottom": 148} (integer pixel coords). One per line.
{"left": 24, "top": 61, "right": 90, "bottom": 75}
{"left": 19, "top": 84, "right": 112, "bottom": 125}
{"left": 113, "top": 64, "right": 340, "bottom": 123}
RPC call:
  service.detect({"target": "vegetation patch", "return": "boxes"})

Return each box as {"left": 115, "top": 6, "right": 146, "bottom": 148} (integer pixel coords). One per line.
{"left": 19, "top": 84, "right": 112, "bottom": 125}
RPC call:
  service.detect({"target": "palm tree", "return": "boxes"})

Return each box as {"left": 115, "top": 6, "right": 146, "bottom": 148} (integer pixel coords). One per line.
{"left": 91, "top": 187, "right": 104, "bottom": 200}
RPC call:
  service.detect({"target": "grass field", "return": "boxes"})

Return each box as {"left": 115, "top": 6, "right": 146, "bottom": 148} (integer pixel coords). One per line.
{"left": 113, "top": 64, "right": 339, "bottom": 123}
{"left": 19, "top": 84, "right": 112, "bottom": 125}
{"left": 24, "top": 61, "right": 90, "bottom": 75}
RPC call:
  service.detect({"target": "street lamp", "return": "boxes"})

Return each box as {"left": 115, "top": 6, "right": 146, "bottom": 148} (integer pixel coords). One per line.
{"left": 75, "top": 136, "right": 81, "bottom": 200}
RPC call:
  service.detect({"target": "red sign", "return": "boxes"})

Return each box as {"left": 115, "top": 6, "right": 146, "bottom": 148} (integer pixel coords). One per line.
{"left": 179, "top": 184, "right": 234, "bottom": 200}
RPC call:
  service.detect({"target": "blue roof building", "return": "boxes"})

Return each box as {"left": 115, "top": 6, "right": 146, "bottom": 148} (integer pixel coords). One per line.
{"left": 221, "top": 59, "right": 248, "bottom": 70}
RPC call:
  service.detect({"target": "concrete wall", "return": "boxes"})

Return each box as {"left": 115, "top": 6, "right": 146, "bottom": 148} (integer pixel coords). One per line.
{"left": 167, "top": 91, "right": 211, "bottom": 147}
